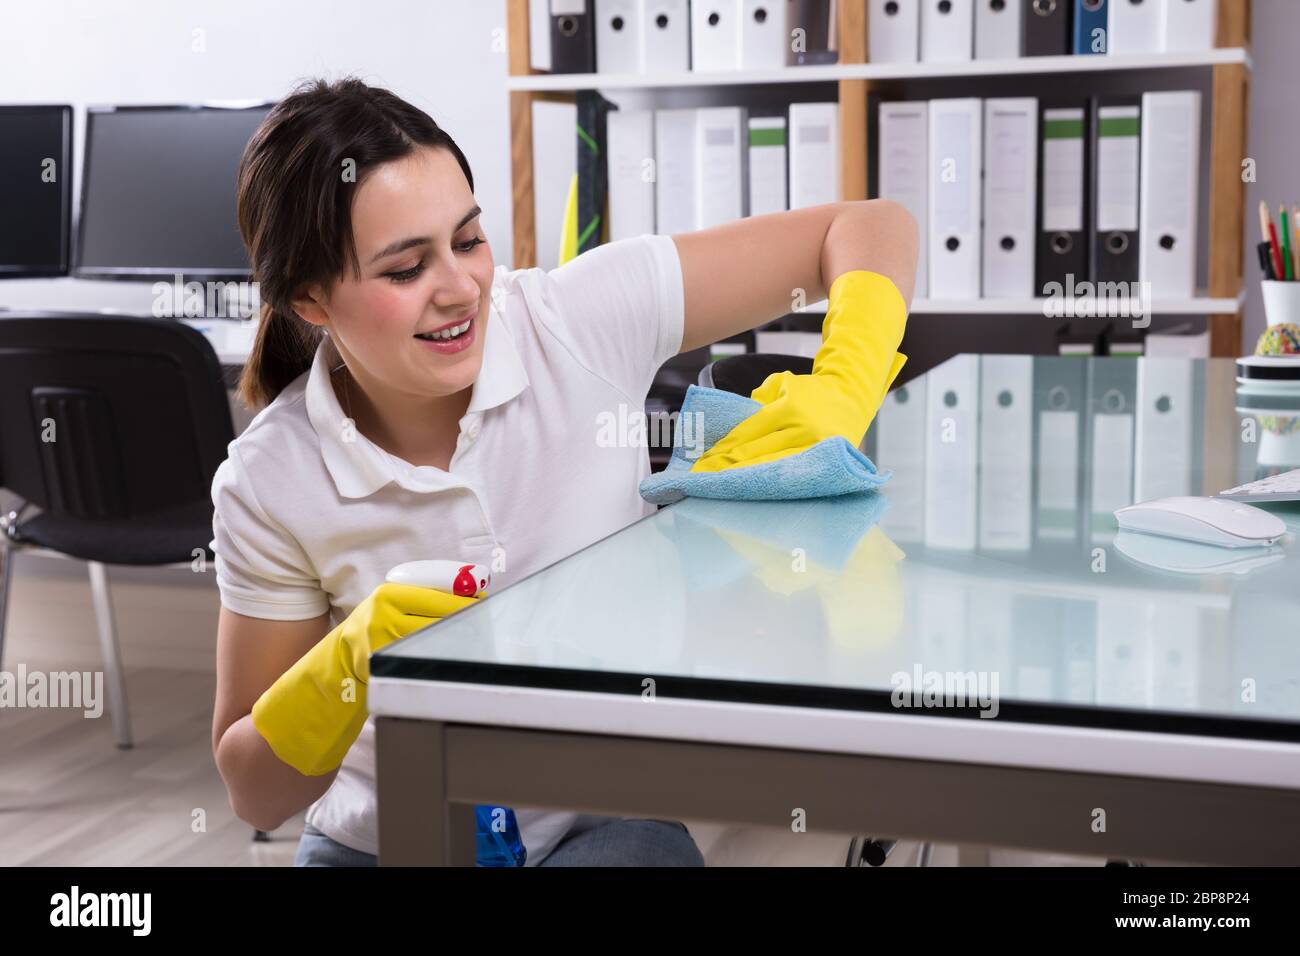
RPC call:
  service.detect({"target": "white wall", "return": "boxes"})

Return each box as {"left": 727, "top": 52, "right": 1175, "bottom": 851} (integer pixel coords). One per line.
{"left": 0, "top": 0, "right": 517, "bottom": 311}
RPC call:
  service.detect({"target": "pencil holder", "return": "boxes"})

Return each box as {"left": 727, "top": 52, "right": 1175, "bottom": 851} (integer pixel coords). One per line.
{"left": 1258, "top": 420, "right": 1300, "bottom": 469}
{"left": 1260, "top": 280, "right": 1300, "bottom": 327}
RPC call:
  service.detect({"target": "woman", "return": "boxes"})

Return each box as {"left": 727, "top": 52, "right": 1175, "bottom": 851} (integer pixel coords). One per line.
{"left": 210, "top": 77, "right": 917, "bottom": 867}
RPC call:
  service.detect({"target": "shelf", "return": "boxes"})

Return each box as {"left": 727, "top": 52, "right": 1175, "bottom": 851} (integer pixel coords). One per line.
{"left": 796, "top": 292, "right": 1245, "bottom": 316}
{"left": 509, "top": 48, "right": 1251, "bottom": 92}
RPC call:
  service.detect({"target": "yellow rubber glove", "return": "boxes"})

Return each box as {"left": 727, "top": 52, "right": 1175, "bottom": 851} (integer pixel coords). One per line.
{"left": 251, "top": 582, "right": 479, "bottom": 776}
{"left": 690, "top": 270, "right": 909, "bottom": 472}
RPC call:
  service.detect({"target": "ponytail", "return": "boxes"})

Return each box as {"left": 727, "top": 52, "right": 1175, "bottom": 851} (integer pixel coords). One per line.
{"left": 236, "top": 303, "right": 325, "bottom": 411}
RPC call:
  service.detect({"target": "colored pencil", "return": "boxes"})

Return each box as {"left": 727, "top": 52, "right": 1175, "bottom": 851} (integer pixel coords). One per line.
{"left": 1282, "top": 206, "right": 1293, "bottom": 280}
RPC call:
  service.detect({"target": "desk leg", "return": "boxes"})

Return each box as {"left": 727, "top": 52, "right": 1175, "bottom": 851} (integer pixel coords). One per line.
{"left": 376, "top": 717, "right": 476, "bottom": 866}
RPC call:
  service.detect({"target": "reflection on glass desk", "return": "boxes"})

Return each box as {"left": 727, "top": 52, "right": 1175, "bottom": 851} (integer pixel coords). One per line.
{"left": 374, "top": 356, "right": 1300, "bottom": 742}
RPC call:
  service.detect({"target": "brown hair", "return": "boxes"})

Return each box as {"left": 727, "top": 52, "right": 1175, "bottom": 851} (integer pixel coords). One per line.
{"left": 235, "top": 77, "right": 475, "bottom": 410}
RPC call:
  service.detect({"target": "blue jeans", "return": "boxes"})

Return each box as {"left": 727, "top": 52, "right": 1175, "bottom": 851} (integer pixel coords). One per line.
{"left": 294, "top": 819, "right": 704, "bottom": 867}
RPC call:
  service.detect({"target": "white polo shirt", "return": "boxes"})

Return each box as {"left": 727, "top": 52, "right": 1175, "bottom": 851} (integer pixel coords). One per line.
{"left": 210, "top": 233, "right": 685, "bottom": 861}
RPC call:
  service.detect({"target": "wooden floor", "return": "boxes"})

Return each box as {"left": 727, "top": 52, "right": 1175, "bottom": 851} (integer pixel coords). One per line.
{"left": 0, "top": 551, "right": 1109, "bottom": 867}
{"left": 0, "top": 661, "right": 303, "bottom": 866}
{"left": 0, "top": 551, "right": 303, "bottom": 866}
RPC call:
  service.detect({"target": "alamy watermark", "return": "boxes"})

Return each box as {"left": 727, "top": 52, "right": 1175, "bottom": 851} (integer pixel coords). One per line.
{"left": 1041, "top": 275, "right": 1152, "bottom": 328}
{"left": 890, "top": 664, "right": 1000, "bottom": 718}
{"left": 596, "top": 404, "right": 706, "bottom": 459}
{"left": 151, "top": 274, "right": 260, "bottom": 320}
{"left": 50, "top": 886, "right": 150, "bottom": 936}
{"left": 0, "top": 665, "right": 102, "bottom": 718}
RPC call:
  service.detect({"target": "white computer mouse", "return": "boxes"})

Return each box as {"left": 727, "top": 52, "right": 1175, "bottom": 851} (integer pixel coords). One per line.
{"left": 386, "top": 560, "right": 490, "bottom": 597}
{"left": 1114, "top": 496, "right": 1287, "bottom": 549}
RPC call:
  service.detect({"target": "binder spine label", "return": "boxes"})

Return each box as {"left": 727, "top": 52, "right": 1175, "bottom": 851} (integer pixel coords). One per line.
{"left": 1146, "top": 101, "right": 1195, "bottom": 233}
{"left": 986, "top": 106, "right": 1032, "bottom": 224}
{"left": 748, "top": 124, "right": 786, "bottom": 147}
{"left": 1096, "top": 107, "right": 1139, "bottom": 232}
{"left": 934, "top": 110, "right": 974, "bottom": 233}
{"left": 1042, "top": 109, "right": 1084, "bottom": 233}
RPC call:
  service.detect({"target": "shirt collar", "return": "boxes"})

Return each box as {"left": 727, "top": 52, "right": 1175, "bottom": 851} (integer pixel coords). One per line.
{"left": 305, "top": 279, "right": 528, "bottom": 499}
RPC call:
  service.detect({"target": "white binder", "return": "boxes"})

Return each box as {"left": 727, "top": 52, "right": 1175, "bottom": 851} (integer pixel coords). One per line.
{"left": 1133, "top": 359, "right": 1195, "bottom": 502}
{"left": 747, "top": 115, "right": 788, "bottom": 216}
{"left": 1086, "top": 363, "right": 1138, "bottom": 544}
{"left": 694, "top": 107, "right": 747, "bottom": 228}
{"left": 1094, "top": 600, "right": 1146, "bottom": 707}
{"left": 966, "top": 588, "right": 1014, "bottom": 683}
{"left": 653, "top": 108, "right": 697, "bottom": 234}
{"left": 878, "top": 101, "right": 929, "bottom": 298}
{"left": 868, "top": 0, "right": 919, "bottom": 64}
{"left": 1138, "top": 91, "right": 1200, "bottom": 299}
{"left": 917, "top": 574, "right": 970, "bottom": 667}
{"left": 788, "top": 102, "right": 839, "bottom": 208}
{"left": 642, "top": 0, "right": 691, "bottom": 72}
{"left": 872, "top": 382, "right": 928, "bottom": 543}
{"left": 974, "top": 0, "right": 1022, "bottom": 59}
{"left": 978, "top": 355, "right": 1033, "bottom": 551}
{"left": 740, "top": 0, "right": 788, "bottom": 69}
{"left": 1161, "top": 0, "right": 1217, "bottom": 52}
{"left": 691, "top": 0, "right": 742, "bottom": 71}
{"left": 1089, "top": 412, "right": 1135, "bottom": 541}
{"left": 982, "top": 97, "right": 1037, "bottom": 298}
{"left": 595, "top": 0, "right": 641, "bottom": 73}
{"left": 607, "top": 109, "right": 656, "bottom": 239}
{"left": 1108, "top": 0, "right": 1163, "bottom": 54}
{"left": 1150, "top": 604, "right": 1201, "bottom": 709}
{"left": 755, "top": 330, "right": 820, "bottom": 357}
{"left": 928, "top": 97, "right": 982, "bottom": 299}
{"left": 920, "top": 0, "right": 974, "bottom": 62}
{"left": 924, "top": 354, "right": 980, "bottom": 550}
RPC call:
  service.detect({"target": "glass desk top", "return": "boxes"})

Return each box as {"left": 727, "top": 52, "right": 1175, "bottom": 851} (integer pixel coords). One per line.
{"left": 373, "top": 356, "right": 1300, "bottom": 743}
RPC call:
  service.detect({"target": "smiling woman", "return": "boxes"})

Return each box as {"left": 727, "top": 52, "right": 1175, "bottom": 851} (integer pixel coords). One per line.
{"left": 211, "top": 75, "right": 915, "bottom": 870}
{"left": 211, "top": 76, "right": 709, "bottom": 869}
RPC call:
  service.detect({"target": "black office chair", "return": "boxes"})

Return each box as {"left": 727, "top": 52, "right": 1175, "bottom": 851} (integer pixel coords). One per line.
{"left": 700, "top": 351, "right": 932, "bottom": 868}
{"left": 0, "top": 312, "right": 235, "bottom": 749}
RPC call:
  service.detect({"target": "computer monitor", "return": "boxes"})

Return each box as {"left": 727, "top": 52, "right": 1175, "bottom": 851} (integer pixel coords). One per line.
{"left": 0, "top": 105, "right": 73, "bottom": 278}
{"left": 76, "top": 104, "right": 272, "bottom": 280}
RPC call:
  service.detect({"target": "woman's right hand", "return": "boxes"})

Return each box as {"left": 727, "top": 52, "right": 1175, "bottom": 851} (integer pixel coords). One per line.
{"left": 250, "top": 582, "right": 480, "bottom": 777}
{"left": 337, "top": 582, "right": 481, "bottom": 683}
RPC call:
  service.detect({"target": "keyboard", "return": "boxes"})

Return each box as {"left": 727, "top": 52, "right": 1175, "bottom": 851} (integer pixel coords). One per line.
{"left": 1218, "top": 468, "right": 1300, "bottom": 502}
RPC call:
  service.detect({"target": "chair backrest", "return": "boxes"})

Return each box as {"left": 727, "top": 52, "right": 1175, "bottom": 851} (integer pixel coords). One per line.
{"left": 698, "top": 352, "right": 814, "bottom": 397}
{"left": 0, "top": 312, "right": 235, "bottom": 520}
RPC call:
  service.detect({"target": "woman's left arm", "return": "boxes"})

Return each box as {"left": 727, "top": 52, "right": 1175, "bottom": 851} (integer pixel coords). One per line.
{"left": 671, "top": 199, "right": 919, "bottom": 354}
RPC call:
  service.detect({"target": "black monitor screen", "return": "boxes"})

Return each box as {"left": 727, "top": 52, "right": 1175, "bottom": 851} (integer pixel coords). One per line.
{"left": 77, "top": 105, "right": 270, "bottom": 279}
{"left": 0, "top": 106, "right": 73, "bottom": 277}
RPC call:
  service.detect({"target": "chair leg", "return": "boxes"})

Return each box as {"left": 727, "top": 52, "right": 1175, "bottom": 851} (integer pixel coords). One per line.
{"left": 87, "top": 561, "right": 133, "bottom": 749}
{"left": 0, "top": 537, "right": 12, "bottom": 670}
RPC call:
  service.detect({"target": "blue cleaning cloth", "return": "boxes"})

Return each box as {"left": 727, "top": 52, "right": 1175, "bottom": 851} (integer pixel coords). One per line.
{"left": 639, "top": 384, "right": 892, "bottom": 505}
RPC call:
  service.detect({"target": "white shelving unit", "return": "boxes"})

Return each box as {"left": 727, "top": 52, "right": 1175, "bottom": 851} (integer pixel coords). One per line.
{"left": 506, "top": 0, "right": 1254, "bottom": 355}
{"left": 507, "top": 48, "right": 1251, "bottom": 92}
